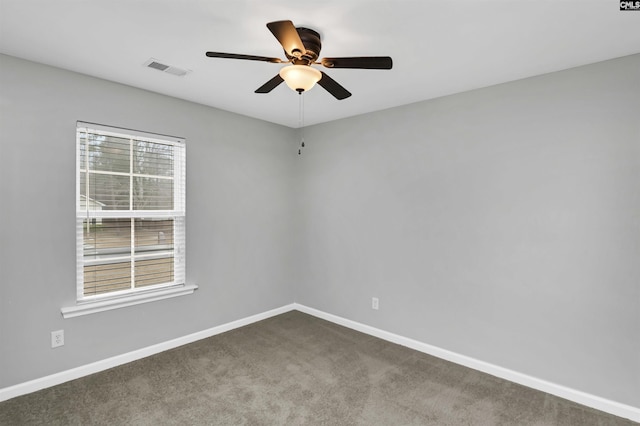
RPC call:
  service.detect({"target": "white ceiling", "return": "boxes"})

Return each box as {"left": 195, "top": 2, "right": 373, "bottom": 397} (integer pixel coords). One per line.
{"left": 1, "top": 1, "right": 639, "bottom": 128}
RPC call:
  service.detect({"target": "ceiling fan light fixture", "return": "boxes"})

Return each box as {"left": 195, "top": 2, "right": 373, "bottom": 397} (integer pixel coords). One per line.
{"left": 279, "top": 65, "right": 321, "bottom": 93}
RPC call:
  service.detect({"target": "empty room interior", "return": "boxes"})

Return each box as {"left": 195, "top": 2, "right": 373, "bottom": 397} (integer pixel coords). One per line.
{"left": 0, "top": 1, "right": 639, "bottom": 424}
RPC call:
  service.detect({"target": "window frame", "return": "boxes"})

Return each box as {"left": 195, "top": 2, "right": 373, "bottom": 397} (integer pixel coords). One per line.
{"left": 62, "top": 122, "right": 195, "bottom": 318}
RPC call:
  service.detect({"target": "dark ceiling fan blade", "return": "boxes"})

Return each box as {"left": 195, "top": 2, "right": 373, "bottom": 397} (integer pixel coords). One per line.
{"left": 266, "top": 20, "right": 306, "bottom": 58}
{"left": 321, "top": 56, "right": 393, "bottom": 69}
{"left": 206, "top": 52, "right": 282, "bottom": 63}
{"left": 317, "top": 72, "right": 351, "bottom": 100}
{"left": 255, "top": 74, "right": 285, "bottom": 93}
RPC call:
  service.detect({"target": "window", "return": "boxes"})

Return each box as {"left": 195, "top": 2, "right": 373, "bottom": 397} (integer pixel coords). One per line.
{"left": 65, "top": 122, "right": 191, "bottom": 317}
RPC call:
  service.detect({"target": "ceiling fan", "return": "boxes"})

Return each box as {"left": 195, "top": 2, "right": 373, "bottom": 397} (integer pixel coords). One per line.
{"left": 205, "top": 20, "right": 393, "bottom": 100}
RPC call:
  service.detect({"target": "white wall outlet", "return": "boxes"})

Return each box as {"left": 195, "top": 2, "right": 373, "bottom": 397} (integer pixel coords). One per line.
{"left": 51, "top": 330, "right": 64, "bottom": 348}
{"left": 372, "top": 297, "right": 379, "bottom": 310}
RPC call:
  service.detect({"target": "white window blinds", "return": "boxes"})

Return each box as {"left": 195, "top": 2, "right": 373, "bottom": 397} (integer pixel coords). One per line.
{"left": 76, "top": 122, "right": 186, "bottom": 301}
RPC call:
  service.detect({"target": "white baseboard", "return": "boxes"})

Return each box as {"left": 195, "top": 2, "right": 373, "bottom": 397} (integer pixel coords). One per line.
{"left": 0, "top": 304, "right": 296, "bottom": 403}
{"left": 2, "top": 303, "right": 638, "bottom": 422}
{"left": 293, "top": 303, "right": 640, "bottom": 423}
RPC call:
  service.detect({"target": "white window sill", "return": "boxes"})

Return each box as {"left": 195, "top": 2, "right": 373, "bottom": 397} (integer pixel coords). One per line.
{"left": 61, "top": 284, "right": 198, "bottom": 319}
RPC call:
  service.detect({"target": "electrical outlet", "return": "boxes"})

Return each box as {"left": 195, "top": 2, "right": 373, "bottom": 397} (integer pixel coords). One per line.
{"left": 51, "top": 330, "right": 64, "bottom": 348}
{"left": 372, "top": 297, "right": 379, "bottom": 310}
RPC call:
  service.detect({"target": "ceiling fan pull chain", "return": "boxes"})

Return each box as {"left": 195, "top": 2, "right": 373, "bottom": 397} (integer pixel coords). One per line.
{"left": 298, "top": 91, "right": 305, "bottom": 155}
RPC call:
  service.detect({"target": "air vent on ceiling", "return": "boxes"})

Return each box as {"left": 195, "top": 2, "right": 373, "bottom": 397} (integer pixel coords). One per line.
{"left": 143, "top": 58, "right": 190, "bottom": 77}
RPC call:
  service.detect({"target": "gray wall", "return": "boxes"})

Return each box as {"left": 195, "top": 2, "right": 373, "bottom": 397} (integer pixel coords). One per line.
{"left": 294, "top": 54, "right": 640, "bottom": 407}
{"left": 0, "top": 54, "right": 297, "bottom": 388}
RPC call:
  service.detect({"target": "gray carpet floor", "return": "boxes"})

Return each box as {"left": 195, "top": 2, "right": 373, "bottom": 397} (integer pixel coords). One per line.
{"left": 0, "top": 310, "right": 636, "bottom": 425}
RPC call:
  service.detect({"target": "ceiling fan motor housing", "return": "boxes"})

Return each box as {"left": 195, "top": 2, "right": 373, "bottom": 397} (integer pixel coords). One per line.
{"left": 289, "top": 27, "right": 322, "bottom": 64}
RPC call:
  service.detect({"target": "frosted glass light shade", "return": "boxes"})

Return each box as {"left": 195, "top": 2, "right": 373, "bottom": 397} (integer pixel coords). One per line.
{"left": 279, "top": 65, "right": 322, "bottom": 92}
